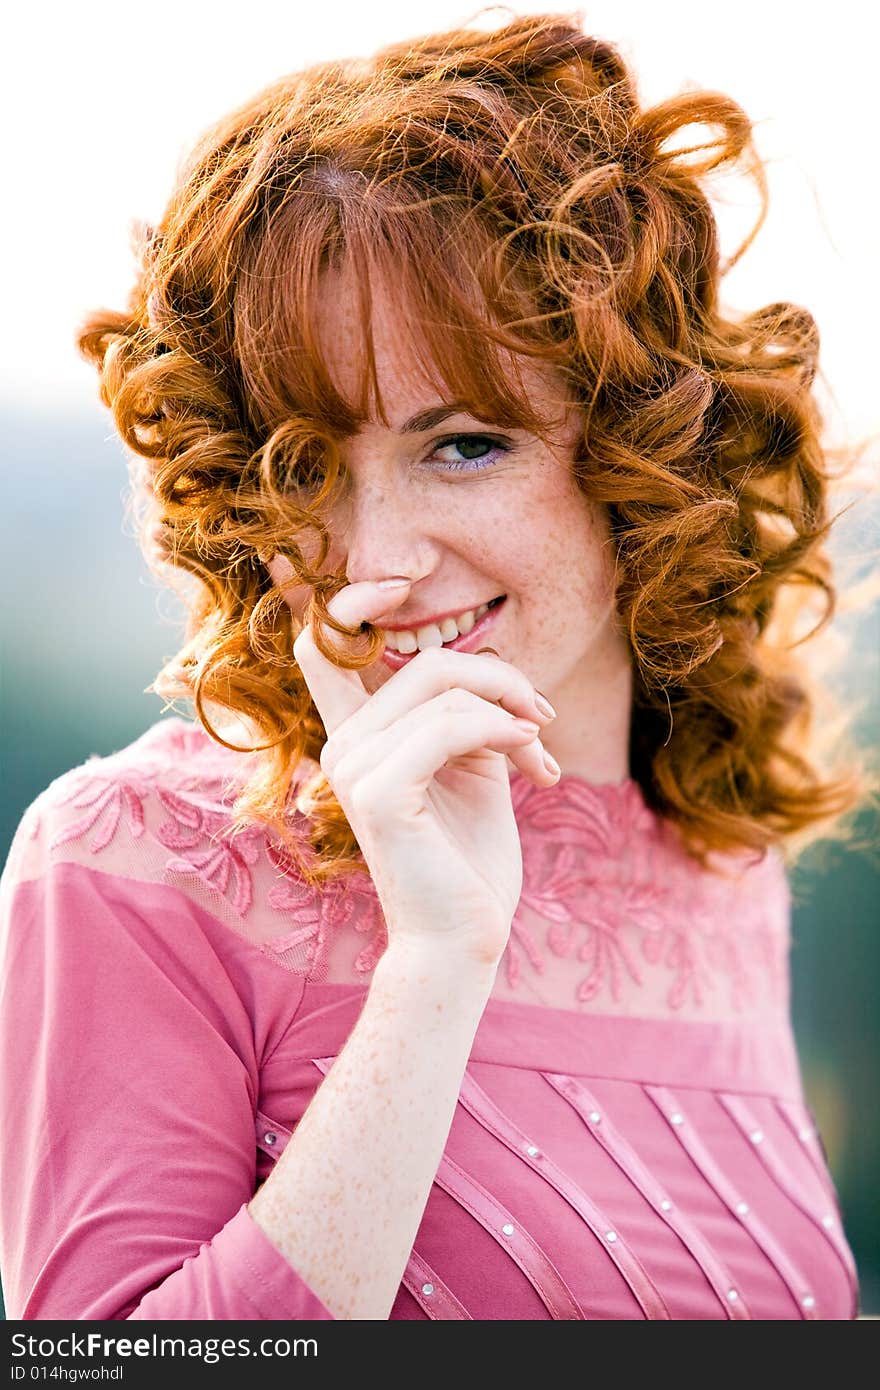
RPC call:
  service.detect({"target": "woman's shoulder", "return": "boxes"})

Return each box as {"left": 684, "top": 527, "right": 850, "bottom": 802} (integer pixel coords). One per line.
{"left": 1, "top": 719, "right": 220, "bottom": 898}
{"left": 4, "top": 716, "right": 244, "bottom": 863}
{"left": 1, "top": 716, "right": 380, "bottom": 980}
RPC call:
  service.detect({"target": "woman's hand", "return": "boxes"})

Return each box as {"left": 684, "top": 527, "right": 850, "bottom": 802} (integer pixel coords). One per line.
{"left": 292, "top": 578, "right": 558, "bottom": 967}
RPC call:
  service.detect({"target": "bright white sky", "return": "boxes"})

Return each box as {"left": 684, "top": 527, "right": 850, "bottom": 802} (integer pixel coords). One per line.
{"left": 3, "top": 0, "right": 876, "bottom": 460}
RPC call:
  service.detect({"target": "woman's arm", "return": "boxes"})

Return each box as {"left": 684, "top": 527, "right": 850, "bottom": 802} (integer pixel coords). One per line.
{"left": 0, "top": 848, "right": 335, "bottom": 1322}
{"left": 248, "top": 934, "right": 497, "bottom": 1320}
{"left": 0, "top": 797, "right": 498, "bottom": 1322}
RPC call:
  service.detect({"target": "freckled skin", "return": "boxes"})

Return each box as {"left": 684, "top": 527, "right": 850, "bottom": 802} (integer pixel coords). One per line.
{"left": 268, "top": 267, "right": 634, "bottom": 784}
{"left": 249, "top": 941, "right": 499, "bottom": 1319}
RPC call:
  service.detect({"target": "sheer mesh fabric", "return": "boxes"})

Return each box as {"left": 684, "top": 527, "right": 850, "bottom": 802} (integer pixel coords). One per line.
{"left": 7, "top": 715, "right": 791, "bottom": 1022}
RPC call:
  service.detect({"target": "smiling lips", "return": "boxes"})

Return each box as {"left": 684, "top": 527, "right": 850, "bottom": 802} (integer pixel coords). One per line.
{"left": 380, "top": 597, "right": 507, "bottom": 667}
{"left": 380, "top": 597, "right": 505, "bottom": 653}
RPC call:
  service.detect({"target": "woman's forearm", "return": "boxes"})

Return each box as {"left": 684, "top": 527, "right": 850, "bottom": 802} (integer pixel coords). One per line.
{"left": 247, "top": 937, "right": 498, "bottom": 1319}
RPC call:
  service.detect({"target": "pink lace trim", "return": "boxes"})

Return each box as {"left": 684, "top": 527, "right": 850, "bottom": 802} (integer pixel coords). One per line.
{"left": 506, "top": 771, "right": 786, "bottom": 1011}
{"left": 25, "top": 717, "right": 790, "bottom": 1014}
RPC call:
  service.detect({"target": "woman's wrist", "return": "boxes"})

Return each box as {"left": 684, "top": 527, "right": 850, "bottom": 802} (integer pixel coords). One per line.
{"left": 372, "top": 930, "right": 501, "bottom": 1015}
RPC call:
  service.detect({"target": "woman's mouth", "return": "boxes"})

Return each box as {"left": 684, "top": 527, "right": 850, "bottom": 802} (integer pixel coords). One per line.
{"left": 380, "top": 596, "right": 507, "bottom": 669}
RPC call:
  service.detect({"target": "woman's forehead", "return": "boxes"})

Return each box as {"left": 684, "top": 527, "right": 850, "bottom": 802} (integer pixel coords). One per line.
{"left": 311, "top": 265, "right": 575, "bottom": 436}
{"left": 312, "top": 269, "right": 441, "bottom": 416}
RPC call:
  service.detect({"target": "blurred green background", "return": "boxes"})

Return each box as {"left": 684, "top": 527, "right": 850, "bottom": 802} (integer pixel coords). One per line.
{"left": 1, "top": 405, "right": 877, "bottom": 1319}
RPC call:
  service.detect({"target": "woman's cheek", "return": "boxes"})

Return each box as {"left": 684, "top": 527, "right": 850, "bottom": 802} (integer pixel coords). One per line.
{"left": 265, "top": 554, "right": 310, "bottom": 616}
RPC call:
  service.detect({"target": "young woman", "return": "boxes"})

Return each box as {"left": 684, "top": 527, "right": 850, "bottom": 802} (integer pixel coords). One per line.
{"left": 0, "top": 12, "right": 873, "bottom": 1320}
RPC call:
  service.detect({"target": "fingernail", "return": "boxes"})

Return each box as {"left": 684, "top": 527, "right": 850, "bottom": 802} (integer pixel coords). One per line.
{"left": 533, "top": 691, "right": 557, "bottom": 720}
{"left": 378, "top": 576, "right": 411, "bottom": 588}
{"left": 542, "top": 750, "right": 561, "bottom": 777}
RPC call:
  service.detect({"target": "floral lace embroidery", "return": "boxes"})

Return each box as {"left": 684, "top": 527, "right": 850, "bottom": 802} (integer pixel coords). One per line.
{"left": 508, "top": 771, "right": 785, "bottom": 1010}
{"left": 158, "top": 790, "right": 267, "bottom": 918}
{"left": 29, "top": 718, "right": 788, "bottom": 1013}
{"left": 264, "top": 854, "right": 389, "bottom": 980}
{"left": 49, "top": 774, "right": 148, "bottom": 853}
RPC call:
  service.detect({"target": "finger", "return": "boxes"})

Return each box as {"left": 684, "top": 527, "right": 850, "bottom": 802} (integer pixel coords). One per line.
{"left": 290, "top": 577, "right": 413, "bottom": 736}
{"left": 504, "top": 729, "right": 560, "bottom": 784}
{"left": 326, "top": 689, "right": 550, "bottom": 794}
{"left": 472, "top": 650, "right": 558, "bottom": 782}
{"left": 322, "top": 644, "right": 555, "bottom": 767}
{"left": 335, "top": 703, "right": 548, "bottom": 814}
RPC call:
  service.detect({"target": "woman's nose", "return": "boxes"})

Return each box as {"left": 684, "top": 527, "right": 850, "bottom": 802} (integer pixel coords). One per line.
{"left": 337, "top": 479, "right": 437, "bottom": 582}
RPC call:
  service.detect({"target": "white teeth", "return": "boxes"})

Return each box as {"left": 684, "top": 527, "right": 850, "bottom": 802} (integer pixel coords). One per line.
{"left": 395, "top": 629, "right": 418, "bottom": 654}
{"left": 382, "top": 601, "right": 493, "bottom": 653}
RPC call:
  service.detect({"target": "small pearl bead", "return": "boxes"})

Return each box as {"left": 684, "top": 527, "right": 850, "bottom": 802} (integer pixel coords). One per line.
{"left": 727, "top": 1289, "right": 739, "bottom": 1302}
{"left": 660, "top": 1199, "right": 672, "bottom": 1212}
{"left": 502, "top": 1223, "right": 515, "bottom": 1236}
{"left": 588, "top": 1110, "right": 601, "bottom": 1123}
{"left": 750, "top": 1129, "right": 764, "bottom": 1144}
{"left": 605, "top": 1230, "right": 618, "bottom": 1243}
{"left": 799, "top": 1127, "right": 813, "bottom": 1142}
{"left": 526, "top": 1145, "right": 540, "bottom": 1157}
{"left": 802, "top": 1294, "right": 816, "bottom": 1309}
{"left": 736, "top": 1202, "right": 750, "bottom": 1216}
{"left": 821, "top": 1215, "right": 834, "bottom": 1229}
{"left": 670, "top": 1112, "right": 684, "bottom": 1126}
{"left": 263, "top": 1132, "right": 277, "bottom": 1145}
{"left": 422, "top": 1283, "right": 434, "bottom": 1296}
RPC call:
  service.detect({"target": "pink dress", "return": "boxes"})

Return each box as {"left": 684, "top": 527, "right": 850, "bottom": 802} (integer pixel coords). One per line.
{"left": 0, "top": 716, "right": 859, "bottom": 1319}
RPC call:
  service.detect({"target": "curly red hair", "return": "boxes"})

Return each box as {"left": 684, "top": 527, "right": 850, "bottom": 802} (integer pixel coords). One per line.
{"left": 76, "top": 9, "right": 878, "bottom": 886}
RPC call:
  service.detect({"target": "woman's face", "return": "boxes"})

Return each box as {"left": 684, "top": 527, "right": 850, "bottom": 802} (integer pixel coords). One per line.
{"left": 267, "top": 269, "right": 632, "bottom": 769}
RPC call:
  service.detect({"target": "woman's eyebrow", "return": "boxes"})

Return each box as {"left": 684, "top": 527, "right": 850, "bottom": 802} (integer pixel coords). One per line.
{"left": 399, "top": 402, "right": 475, "bottom": 433}
{"left": 346, "top": 402, "right": 496, "bottom": 437}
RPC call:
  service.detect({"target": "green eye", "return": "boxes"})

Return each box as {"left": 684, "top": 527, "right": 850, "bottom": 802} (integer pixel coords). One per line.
{"left": 431, "top": 434, "right": 512, "bottom": 471}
